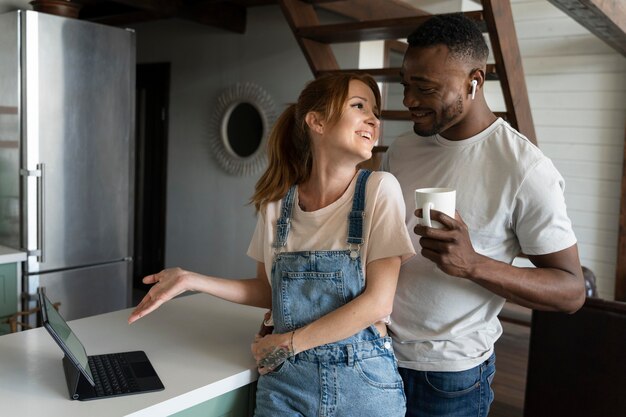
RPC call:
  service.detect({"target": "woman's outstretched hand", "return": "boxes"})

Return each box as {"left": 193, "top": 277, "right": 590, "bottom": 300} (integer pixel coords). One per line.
{"left": 128, "top": 268, "right": 192, "bottom": 324}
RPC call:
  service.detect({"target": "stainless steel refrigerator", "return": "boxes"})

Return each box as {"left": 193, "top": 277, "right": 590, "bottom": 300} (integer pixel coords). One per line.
{"left": 0, "top": 10, "right": 135, "bottom": 321}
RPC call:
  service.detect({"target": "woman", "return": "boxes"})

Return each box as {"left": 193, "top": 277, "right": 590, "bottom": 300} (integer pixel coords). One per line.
{"left": 128, "top": 73, "right": 414, "bottom": 416}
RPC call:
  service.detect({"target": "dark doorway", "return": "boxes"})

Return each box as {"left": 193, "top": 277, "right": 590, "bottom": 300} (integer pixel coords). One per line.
{"left": 133, "top": 63, "right": 169, "bottom": 299}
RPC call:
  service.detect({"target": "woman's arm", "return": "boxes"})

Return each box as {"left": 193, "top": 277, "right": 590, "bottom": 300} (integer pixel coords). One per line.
{"left": 128, "top": 262, "right": 271, "bottom": 324}
{"left": 251, "top": 256, "right": 401, "bottom": 374}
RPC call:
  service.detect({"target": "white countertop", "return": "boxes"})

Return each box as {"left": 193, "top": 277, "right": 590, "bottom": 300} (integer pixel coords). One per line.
{"left": 0, "top": 293, "right": 264, "bottom": 416}
{"left": 0, "top": 244, "right": 26, "bottom": 264}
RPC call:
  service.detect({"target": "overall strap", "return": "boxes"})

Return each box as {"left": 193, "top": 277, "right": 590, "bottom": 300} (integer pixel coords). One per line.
{"left": 347, "top": 170, "right": 372, "bottom": 245}
{"left": 273, "top": 185, "right": 297, "bottom": 248}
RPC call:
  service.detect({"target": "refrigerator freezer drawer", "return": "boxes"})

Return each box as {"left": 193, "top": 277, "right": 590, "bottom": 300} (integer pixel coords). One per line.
{"left": 27, "top": 260, "right": 131, "bottom": 321}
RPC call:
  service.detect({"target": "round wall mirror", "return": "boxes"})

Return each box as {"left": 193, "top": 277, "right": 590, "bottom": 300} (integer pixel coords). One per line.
{"left": 223, "top": 102, "right": 263, "bottom": 158}
{"left": 208, "top": 83, "right": 277, "bottom": 176}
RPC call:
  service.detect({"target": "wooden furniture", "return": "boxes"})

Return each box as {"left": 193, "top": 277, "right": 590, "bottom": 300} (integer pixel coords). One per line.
{"left": 524, "top": 297, "right": 626, "bottom": 417}
{"left": 5, "top": 301, "right": 61, "bottom": 333}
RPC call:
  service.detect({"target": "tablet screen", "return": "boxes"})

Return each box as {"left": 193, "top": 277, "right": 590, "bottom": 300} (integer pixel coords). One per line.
{"left": 39, "top": 289, "right": 95, "bottom": 385}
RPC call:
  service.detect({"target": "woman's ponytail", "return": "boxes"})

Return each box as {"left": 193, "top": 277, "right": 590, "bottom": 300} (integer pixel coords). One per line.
{"left": 251, "top": 104, "right": 311, "bottom": 211}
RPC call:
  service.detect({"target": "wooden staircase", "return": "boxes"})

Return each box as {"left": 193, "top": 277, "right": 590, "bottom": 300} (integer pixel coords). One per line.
{"left": 279, "top": 0, "right": 537, "bottom": 168}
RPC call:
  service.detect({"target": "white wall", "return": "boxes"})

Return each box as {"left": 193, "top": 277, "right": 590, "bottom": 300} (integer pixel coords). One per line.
{"left": 509, "top": 0, "right": 626, "bottom": 299}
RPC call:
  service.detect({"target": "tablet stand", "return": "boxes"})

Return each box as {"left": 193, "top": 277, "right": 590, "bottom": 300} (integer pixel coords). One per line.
{"left": 62, "top": 355, "right": 95, "bottom": 400}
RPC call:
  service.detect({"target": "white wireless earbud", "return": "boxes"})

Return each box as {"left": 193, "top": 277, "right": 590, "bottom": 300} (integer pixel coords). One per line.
{"left": 470, "top": 79, "right": 478, "bottom": 100}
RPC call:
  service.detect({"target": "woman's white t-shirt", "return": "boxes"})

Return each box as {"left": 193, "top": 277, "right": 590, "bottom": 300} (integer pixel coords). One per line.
{"left": 247, "top": 171, "right": 415, "bottom": 282}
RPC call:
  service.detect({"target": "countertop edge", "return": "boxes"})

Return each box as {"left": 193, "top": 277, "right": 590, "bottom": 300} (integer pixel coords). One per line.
{"left": 126, "top": 369, "right": 258, "bottom": 417}
{"left": 0, "top": 245, "right": 27, "bottom": 264}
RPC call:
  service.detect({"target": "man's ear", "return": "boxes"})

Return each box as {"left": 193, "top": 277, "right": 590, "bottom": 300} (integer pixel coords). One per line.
{"left": 305, "top": 111, "right": 325, "bottom": 135}
{"left": 469, "top": 67, "right": 486, "bottom": 89}
{"left": 467, "top": 68, "right": 486, "bottom": 99}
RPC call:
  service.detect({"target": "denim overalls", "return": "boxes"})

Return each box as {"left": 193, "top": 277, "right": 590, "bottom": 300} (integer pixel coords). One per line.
{"left": 254, "top": 170, "right": 406, "bottom": 417}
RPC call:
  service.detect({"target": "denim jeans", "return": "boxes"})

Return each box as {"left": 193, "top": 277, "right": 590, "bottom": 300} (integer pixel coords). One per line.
{"left": 255, "top": 338, "right": 406, "bottom": 417}
{"left": 400, "top": 353, "right": 496, "bottom": 417}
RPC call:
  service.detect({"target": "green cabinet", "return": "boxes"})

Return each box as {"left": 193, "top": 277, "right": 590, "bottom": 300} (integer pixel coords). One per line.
{"left": 0, "top": 262, "right": 18, "bottom": 335}
{"left": 172, "top": 382, "right": 256, "bottom": 417}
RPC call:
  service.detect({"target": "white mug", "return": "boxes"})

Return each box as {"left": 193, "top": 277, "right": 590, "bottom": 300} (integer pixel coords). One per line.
{"left": 415, "top": 187, "right": 456, "bottom": 228}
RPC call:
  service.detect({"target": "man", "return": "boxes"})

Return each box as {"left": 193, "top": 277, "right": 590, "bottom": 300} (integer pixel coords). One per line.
{"left": 383, "top": 13, "right": 585, "bottom": 417}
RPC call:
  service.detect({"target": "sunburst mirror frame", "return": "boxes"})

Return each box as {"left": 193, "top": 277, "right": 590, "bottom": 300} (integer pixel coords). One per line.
{"left": 208, "top": 82, "right": 277, "bottom": 176}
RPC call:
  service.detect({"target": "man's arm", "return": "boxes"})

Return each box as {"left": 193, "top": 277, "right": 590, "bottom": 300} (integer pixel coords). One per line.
{"left": 415, "top": 209, "right": 585, "bottom": 313}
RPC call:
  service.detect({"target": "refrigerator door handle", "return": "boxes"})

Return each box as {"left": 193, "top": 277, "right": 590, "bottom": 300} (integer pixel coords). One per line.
{"left": 37, "top": 162, "right": 45, "bottom": 263}
{"left": 20, "top": 163, "right": 45, "bottom": 262}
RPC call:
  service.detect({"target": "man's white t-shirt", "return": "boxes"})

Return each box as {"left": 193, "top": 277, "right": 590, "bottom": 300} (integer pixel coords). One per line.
{"left": 384, "top": 118, "right": 577, "bottom": 372}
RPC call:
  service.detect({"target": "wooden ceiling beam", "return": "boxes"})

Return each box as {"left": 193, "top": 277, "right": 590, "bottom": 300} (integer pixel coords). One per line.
{"left": 233, "top": 0, "right": 428, "bottom": 19}
{"left": 85, "top": 10, "right": 160, "bottom": 26}
{"left": 87, "top": 0, "right": 247, "bottom": 32}
{"left": 231, "top": 0, "right": 276, "bottom": 5}
{"left": 314, "top": 0, "right": 429, "bottom": 21}
{"left": 547, "top": 0, "right": 626, "bottom": 56}
{"left": 105, "top": 0, "right": 183, "bottom": 16}
{"left": 178, "top": 2, "right": 247, "bottom": 33}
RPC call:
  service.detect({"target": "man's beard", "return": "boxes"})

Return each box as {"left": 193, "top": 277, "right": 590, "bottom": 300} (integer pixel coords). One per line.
{"left": 413, "top": 94, "right": 464, "bottom": 137}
